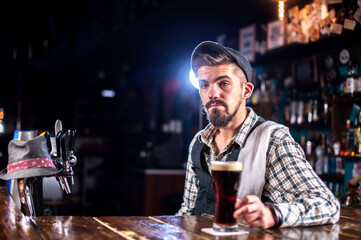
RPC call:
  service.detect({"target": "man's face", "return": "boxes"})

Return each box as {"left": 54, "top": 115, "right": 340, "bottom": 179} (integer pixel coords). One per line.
{"left": 197, "top": 64, "right": 250, "bottom": 128}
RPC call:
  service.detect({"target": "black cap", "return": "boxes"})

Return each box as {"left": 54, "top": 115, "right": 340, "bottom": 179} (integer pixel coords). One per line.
{"left": 191, "top": 41, "right": 253, "bottom": 82}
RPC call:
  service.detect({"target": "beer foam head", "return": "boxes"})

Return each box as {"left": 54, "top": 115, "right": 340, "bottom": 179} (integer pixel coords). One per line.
{"left": 210, "top": 161, "right": 242, "bottom": 171}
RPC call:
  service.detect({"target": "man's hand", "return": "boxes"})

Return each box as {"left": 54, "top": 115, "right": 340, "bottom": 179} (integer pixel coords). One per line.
{"left": 233, "top": 195, "right": 275, "bottom": 229}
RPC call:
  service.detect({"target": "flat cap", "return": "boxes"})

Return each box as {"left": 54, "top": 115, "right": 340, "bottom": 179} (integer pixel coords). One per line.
{"left": 191, "top": 41, "right": 253, "bottom": 82}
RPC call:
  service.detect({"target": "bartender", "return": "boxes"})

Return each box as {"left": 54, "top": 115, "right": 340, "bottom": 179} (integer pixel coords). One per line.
{"left": 177, "top": 41, "right": 340, "bottom": 229}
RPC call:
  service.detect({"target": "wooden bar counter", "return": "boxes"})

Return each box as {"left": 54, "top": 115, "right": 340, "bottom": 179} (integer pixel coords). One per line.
{"left": 1, "top": 187, "right": 361, "bottom": 240}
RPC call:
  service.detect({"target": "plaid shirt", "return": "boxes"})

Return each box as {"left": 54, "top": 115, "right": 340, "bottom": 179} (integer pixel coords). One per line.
{"left": 176, "top": 108, "right": 340, "bottom": 227}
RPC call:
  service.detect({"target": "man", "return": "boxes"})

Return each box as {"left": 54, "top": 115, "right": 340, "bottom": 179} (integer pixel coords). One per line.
{"left": 176, "top": 41, "right": 340, "bottom": 229}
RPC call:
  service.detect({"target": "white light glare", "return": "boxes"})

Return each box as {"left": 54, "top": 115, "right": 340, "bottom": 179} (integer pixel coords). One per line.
{"left": 101, "top": 90, "right": 116, "bottom": 98}
{"left": 189, "top": 70, "right": 199, "bottom": 89}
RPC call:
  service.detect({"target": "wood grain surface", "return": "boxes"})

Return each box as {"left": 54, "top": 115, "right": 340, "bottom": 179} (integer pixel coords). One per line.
{"left": 1, "top": 186, "right": 361, "bottom": 240}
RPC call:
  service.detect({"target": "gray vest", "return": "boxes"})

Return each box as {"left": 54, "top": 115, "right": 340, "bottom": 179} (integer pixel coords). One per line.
{"left": 192, "top": 119, "right": 288, "bottom": 215}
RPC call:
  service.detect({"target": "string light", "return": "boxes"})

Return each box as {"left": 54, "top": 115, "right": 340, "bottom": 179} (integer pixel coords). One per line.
{"left": 278, "top": 0, "right": 285, "bottom": 21}
{"left": 321, "top": 0, "right": 328, "bottom": 19}
{"left": 273, "top": 0, "right": 287, "bottom": 21}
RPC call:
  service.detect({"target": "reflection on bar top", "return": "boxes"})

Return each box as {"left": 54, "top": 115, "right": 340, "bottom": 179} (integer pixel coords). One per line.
{"left": 128, "top": 168, "right": 186, "bottom": 175}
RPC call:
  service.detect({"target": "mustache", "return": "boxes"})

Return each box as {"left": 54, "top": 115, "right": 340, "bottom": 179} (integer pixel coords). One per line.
{"left": 205, "top": 99, "right": 228, "bottom": 109}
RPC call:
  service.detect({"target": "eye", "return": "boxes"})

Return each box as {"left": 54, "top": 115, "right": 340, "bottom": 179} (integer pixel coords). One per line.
{"left": 219, "top": 81, "right": 229, "bottom": 88}
{"left": 199, "top": 82, "right": 208, "bottom": 89}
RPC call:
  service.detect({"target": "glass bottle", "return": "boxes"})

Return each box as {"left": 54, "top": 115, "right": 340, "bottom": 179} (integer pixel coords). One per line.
{"left": 284, "top": 89, "right": 291, "bottom": 125}
{"left": 306, "top": 140, "right": 315, "bottom": 169}
{"left": 297, "top": 90, "right": 304, "bottom": 125}
{"left": 312, "top": 91, "right": 320, "bottom": 124}
{"left": 304, "top": 92, "right": 313, "bottom": 124}
{"left": 300, "top": 135, "right": 306, "bottom": 152}
{"left": 354, "top": 112, "right": 361, "bottom": 154}
{"left": 346, "top": 61, "right": 358, "bottom": 97}
{"left": 321, "top": 91, "right": 330, "bottom": 125}
{"left": 323, "top": 134, "right": 330, "bottom": 174}
{"left": 315, "top": 134, "right": 326, "bottom": 175}
{"left": 345, "top": 119, "right": 355, "bottom": 156}
{"left": 290, "top": 88, "right": 297, "bottom": 125}
{"left": 335, "top": 183, "right": 340, "bottom": 198}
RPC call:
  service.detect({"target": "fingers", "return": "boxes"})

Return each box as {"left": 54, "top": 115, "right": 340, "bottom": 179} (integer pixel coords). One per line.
{"left": 242, "top": 211, "right": 260, "bottom": 223}
{"left": 235, "top": 195, "right": 258, "bottom": 209}
{"left": 234, "top": 195, "right": 262, "bottom": 218}
{"left": 246, "top": 208, "right": 275, "bottom": 229}
{"left": 234, "top": 202, "right": 259, "bottom": 219}
{"left": 233, "top": 196, "right": 276, "bottom": 229}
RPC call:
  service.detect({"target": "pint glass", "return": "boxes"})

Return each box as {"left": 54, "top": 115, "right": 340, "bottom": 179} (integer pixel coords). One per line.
{"left": 211, "top": 161, "right": 242, "bottom": 232}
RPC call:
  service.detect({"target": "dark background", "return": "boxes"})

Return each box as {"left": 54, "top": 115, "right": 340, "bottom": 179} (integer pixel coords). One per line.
{"left": 1, "top": 0, "right": 359, "bottom": 216}
{"left": 0, "top": 0, "right": 279, "bottom": 216}
{"left": 0, "top": 0, "right": 279, "bottom": 150}
{"left": 0, "top": 0, "right": 278, "bottom": 133}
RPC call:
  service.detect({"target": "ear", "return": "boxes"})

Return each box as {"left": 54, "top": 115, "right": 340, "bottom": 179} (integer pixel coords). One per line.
{"left": 243, "top": 82, "right": 254, "bottom": 99}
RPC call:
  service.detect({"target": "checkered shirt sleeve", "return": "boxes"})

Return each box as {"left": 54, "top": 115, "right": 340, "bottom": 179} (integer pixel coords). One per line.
{"left": 176, "top": 132, "right": 201, "bottom": 215}
{"left": 264, "top": 127, "right": 340, "bottom": 227}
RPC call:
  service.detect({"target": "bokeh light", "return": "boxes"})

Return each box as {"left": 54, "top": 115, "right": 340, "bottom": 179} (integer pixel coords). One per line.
{"left": 189, "top": 70, "right": 199, "bottom": 89}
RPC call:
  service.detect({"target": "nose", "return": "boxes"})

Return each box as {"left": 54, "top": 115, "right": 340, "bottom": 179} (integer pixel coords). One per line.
{"left": 208, "top": 84, "right": 220, "bottom": 100}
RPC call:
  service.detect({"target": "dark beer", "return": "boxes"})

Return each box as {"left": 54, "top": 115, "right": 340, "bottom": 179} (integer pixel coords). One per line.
{"left": 211, "top": 161, "right": 242, "bottom": 231}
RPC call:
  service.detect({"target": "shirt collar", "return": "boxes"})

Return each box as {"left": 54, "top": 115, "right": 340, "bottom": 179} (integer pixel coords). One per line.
{"left": 200, "top": 107, "right": 259, "bottom": 149}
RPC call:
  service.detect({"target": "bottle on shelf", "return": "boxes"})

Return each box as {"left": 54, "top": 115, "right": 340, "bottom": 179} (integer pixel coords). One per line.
{"left": 297, "top": 90, "right": 304, "bottom": 125}
{"left": 321, "top": 90, "right": 330, "bottom": 125}
{"left": 349, "top": 118, "right": 356, "bottom": 156}
{"left": 321, "top": 134, "right": 330, "bottom": 175}
{"left": 342, "top": 119, "right": 355, "bottom": 156}
{"left": 331, "top": 140, "right": 344, "bottom": 176}
{"left": 260, "top": 74, "right": 270, "bottom": 103}
{"left": 251, "top": 73, "right": 262, "bottom": 105}
{"left": 355, "top": 63, "right": 361, "bottom": 94}
{"left": 312, "top": 93, "right": 319, "bottom": 124}
{"left": 354, "top": 112, "right": 361, "bottom": 155}
{"left": 300, "top": 135, "right": 306, "bottom": 153}
{"left": 306, "top": 139, "right": 315, "bottom": 169}
{"left": 335, "top": 183, "right": 340, "bottom": 198}
{"left": 327, "top": 139, "right": 336, "bottom": 174}
{"left": 315, "top": 134, "right": 326, "bottom": 175}
{"left": 345, "top": 61, "right": 358, "bottom": 97}
{"left": 328, "top": 182, "right": 334, "bottom": 193}
{"left": 304, "top": 92, "right": 313, "bottom": 124}
{"left": 290, "top": 88, "right": 297, "bottom": 125}
{"left": 335, "top": 157, "right": 344, "bottom": 175}
{"left": 284, "top": 89, "right": 291, "bottom": 125}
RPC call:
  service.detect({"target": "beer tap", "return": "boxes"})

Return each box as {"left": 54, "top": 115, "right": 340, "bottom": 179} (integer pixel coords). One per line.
{"left": 58, "top": 131, "right": 71, "bottom": 194}
{"left": 61, "top": 132, "right": 73, "bottom": 190}
{"left": 51, "top": 120, "right": 77, "bottom": 194}
{"left": 53, "top": 120, "right": 65, "bottom": 191}
{"left": 67, "top": 130, "right": 77, "bottom": 185}
{"left": 17, "top": 178, "right": 36, "bottom": 217}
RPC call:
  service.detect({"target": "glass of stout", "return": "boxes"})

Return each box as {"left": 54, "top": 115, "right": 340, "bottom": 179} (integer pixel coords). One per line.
{"left": 211, "top": 161, "right": 242, "bottom": 232}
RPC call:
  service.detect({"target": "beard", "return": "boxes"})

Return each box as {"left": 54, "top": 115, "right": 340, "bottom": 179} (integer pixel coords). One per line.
{"left": 203, "top": 98, "right": 242, "bottom": 128}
